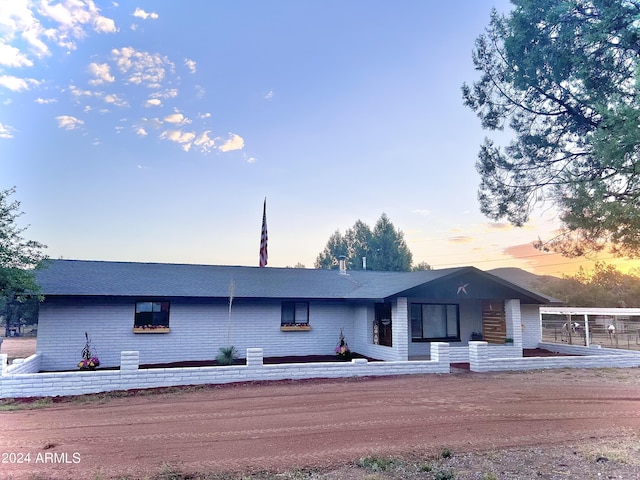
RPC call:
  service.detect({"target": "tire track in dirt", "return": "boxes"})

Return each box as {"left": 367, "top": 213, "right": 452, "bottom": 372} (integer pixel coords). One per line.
{"left": 1, "top": 371, "right": 639, "bottom": 479}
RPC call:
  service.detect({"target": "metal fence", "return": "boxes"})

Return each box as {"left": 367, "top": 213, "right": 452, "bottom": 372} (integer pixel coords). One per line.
{"left": 541, "top": 314, "right": 640, "bottom": 351}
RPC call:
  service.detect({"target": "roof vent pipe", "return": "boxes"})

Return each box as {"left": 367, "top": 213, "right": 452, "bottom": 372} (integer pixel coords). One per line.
{"left": 362, "top": 256, "right": 367, "bottom": 270}
{"left": 338, "top": 255, "right": 347, "bottom": 275}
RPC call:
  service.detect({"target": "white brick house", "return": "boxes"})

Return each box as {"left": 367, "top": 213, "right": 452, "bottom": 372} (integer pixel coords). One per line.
{"left": 34, "top": 260, "right": 557, "bottom": 371}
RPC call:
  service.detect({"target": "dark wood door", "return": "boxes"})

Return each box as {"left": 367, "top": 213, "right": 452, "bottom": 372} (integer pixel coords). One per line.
{"left": 375, "top": 303, "right": 392, "bottom": 347}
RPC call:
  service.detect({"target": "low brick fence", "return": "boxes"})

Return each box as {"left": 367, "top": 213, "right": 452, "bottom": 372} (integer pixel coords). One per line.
{"left": 0, "top": 343, "right": 450, "bottom": 399}
{"left": 469, "top": 341, "right": 640, "bottom": 372}
{"left": 449, "top": 345, "right": 521, "bottom": 363}
{"left": 2, "top": 353, "right": 41, "bottom": 374}
{"left": 537, "top": 342, "right": 634, "bottom": 356}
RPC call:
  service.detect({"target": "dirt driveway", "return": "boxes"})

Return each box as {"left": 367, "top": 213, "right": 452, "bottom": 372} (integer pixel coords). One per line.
{"left": 1, "top": 368, "right": 639, "bottom": 479}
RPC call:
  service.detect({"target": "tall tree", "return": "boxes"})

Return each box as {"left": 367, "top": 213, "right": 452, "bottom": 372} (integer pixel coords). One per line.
{"left": 368, "top": 214, "right": 413, "bottom": 271}
{"left": 315, "top": 214, "right": 415, "bottom": 271}
{"left": 462, "top": 1, "right": 640, "bottom": 257}
{"left": 0, "top": 187, "right": 47, "bottom": 336}
{"left": 534, "top": 262, "right": 640, "bottom": 307}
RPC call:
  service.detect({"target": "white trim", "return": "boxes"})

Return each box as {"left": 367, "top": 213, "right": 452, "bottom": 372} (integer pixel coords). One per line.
{"left": 540, "top": 307, "right": 640, "bottom": 316}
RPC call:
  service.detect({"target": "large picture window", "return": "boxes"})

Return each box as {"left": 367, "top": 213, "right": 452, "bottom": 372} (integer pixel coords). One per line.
{"left": 134, "top": 301, "right": 170, "bottom": 331}
{"left": 411, "top": 303, "right": 459, "bottom": 341}
{"left": 281, "top": 302, "right": 309, "bottom": 326}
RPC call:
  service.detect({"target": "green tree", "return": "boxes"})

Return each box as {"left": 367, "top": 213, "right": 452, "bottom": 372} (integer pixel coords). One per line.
{"left": 315, "top": 213, "right": 415, "bottom": 271}
{"left": 315, "top": 230, "right": 348, "bottom": 269}
{"left": 534, "top": 262, "right": 640, "bottom": 307}
{"left": 0, "top": 187, "right": 47, "bottom": 336}
{"left": 412, "top": 261, "right": 433, "bottom": 271}
{"left": 462, "top": 1, "right": 640, "bottom": 257}
{"left": 368, "top": 214, "right": 413, "bottom": 271}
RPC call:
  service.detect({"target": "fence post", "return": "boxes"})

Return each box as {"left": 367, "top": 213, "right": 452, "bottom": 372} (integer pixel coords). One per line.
{"left": 0, "top": 353, "right": 7, "bottom": 375}
{"left": 120, "top": 351, "right": 140, "bottom": 372}
{"left": 246, "top": 348, "right": 264, "bottom": 369}
{"left": 469, "top": 341, "right": 489, "bottom": 373}
{"left": 430, "top": 342, "right": 450, "bottom": 373}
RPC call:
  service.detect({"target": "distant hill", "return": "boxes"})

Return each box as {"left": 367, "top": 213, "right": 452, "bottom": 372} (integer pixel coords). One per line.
{"left": 487, "top": 267, "right": 562, "bottom": 289}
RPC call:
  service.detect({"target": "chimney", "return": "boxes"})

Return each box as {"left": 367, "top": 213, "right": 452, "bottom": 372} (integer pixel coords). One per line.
{"left": 338, "top": 255, "right": 347, "bottom": 275}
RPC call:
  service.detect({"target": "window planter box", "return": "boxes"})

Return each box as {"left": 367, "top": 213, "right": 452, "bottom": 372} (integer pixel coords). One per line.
{"left": 133, "top": 327, "right": 170, "bottom": 334}
{"left": 280, "top": 325, "right": 311, "bottom": 331}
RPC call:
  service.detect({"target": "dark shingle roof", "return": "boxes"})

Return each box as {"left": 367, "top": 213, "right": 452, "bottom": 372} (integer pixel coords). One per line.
{"left": 35, "top": 259, "right": 555, "bottom": 303}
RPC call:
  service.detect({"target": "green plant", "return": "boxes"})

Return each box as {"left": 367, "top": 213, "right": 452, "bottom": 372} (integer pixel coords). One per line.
{"left": 434, "top": 468, "right": 455, "bottom": 480}
{"left": 216, "top": 346, "right": 238, "bottom": 366}
{"left": 441, "top": 448, "right": 453, "bottom": 459}
{"left": 79, "top": 331, "right": 100, "bottom": 369}
{"left": 335, "top": 328, "right": 352, "bottom": 361}
{"left": 504, "top": 338, "right": 513, "bottom": 344}
{"left": 357, "top": 455, "right": 395, "bottom": 471}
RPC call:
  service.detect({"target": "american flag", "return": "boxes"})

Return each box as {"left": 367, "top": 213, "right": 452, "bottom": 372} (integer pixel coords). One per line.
{"left": 259, "top": 198, "right": 268, "bottom": 267}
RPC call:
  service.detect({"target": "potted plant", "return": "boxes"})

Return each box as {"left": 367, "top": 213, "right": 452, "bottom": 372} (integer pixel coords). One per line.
{"left": 470, "top": 331, "right": 483, "bottom": 341}
{"left": 504, "top": 337, "right": 514, "bottom": 344}
{"left": 335, "top": 328, "right": 352, "bottom": 361}
{"left": 78, "top": 332, "right": 100, "bottom": 370}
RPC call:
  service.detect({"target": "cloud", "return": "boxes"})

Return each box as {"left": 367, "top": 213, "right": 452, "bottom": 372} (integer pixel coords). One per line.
{"left": 198, "top": 112, "right": 211, "bottom": 119}
{"left": 135, "top": 127, "right": 148, "bottom": 136}
{"left": 94, "top": 16, "right": 117, "bottom": 34}
{"left": 55, "top": 115, "right": 84, "bottom": 130}
{"left": 141, "top": 117, "right": 163, "bottom": 129}
{"left": 69, "top": 84, "right": 94, "bottom": 97}
{"left": 193, "top": 131, "right": 216, "bottom": 153}
{"left": 160, "top": 129, "right": 197, "bottom": 151}
{"left": 103, "top": 93, "right": 128, "bottom": 107}
{"left": 111, "top": 47, "right": 174, "bottom": 88}
{"left": 0, "top": 122, "right": 15, "bottom": 139}
{"left": 35, "top": 97, "right": 57, "bottom": 104}
{"left": 164, "top": 112, "right": 190, "bottom": 125}
{"left": 185, "top": 58, "right": 196, "bottom": 73}
{"left": 0, "top": 43, "right": 33, "bottom": 68}
{"left": 150, "top": 89, "right": 178, "bottom": 99}
{"left": 132, "top": 8, "right": 159, "bottom": 20}
{"left": 88, "top": 62, "right": 115, "bottom": 85}
{"left": 31, "top": 0, "right": 117, "bottom": 53}
{"left": 448, "top": 236, "right": 473, "bottom": 244}
{"left": 144, "top": 98, "right": 162, "bottom": 107}
{"left": 484, "top": 222, "right": 511, "bottom": 231}
{"left": 0, "top": 75, "right": 39, "bottom": 91}
{"left": 264, "top": 90, "right": 274, "bottom": 100}
{"left": 218, "top": 133, "right": 244, "bottom": 152}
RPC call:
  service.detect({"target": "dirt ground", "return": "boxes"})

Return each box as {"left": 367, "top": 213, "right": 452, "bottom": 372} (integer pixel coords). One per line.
{"left": 1, "top": 363, "right": 640, "bottom": 479}
{"left": 0, "top": 337, "right": 36, "bottom": 362}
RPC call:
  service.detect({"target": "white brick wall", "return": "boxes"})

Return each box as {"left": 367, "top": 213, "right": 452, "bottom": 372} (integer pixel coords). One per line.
{"left": 0, "top": 346, "right": 450, "bottom": 399}
{"left": 4, "top": 354, "right": 41, "bottom": 374}
{"left": 392, "top": 297, "right": 408, "bottom": 361}
{"left": 469, "top": 341, "right": 640, "bottom": 372}
{"left": 37, "top": 299, "right": 358, "bottom": 371}
{"left": 521, "top": 304, "right": 541, "bottom": 348}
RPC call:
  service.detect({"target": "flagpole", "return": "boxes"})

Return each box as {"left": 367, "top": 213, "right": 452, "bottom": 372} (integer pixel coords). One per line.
{"left": 259, "top": 198, "right": 268, "bottom": 267}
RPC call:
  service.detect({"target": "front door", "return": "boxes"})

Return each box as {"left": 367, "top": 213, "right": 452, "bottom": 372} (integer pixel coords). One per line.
{"left": 482, "top": 300, "right": 506, "bottom": 344}
{"left": 375, "top": 302, "right": 392, "bottom": 347}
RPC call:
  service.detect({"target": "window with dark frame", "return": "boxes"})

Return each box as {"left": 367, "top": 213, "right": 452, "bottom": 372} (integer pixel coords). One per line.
{"left": 281, "top": 302, "right": 309, "bottom": 326}
{"left": 134, "top": 301, "right": 170, "bottom": 329}
{"left": 410, "top": 303, "right": 460, "bottom": 342}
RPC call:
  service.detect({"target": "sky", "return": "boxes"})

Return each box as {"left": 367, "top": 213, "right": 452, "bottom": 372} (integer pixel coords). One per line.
{"left": 2, "top": 0, "right": 639, "bottom": 278}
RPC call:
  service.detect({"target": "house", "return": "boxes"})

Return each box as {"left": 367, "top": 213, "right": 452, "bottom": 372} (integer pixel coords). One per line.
{"left": 34, "top": 259, "right": 557, "bottom": 371}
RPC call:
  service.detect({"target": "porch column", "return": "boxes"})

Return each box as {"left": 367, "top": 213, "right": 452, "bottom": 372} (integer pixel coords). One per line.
{"left": 392, "top": 297, "right": 409, "bottom": 361}
{"left": 505, "top": 299, "right": 523, "bottom": 353}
